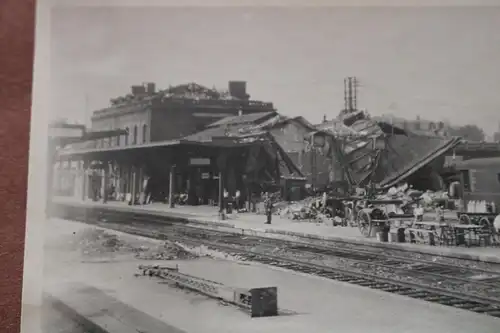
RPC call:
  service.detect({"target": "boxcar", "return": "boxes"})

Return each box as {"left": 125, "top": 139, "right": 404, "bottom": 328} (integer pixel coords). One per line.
{"left": 455, "top": 157, "right": 500, "bottom": 214}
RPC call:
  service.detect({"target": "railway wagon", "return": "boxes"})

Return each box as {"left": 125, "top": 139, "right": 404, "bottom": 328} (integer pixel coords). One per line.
{"left": 454, "top": 157, "right": 500, "bottom": 229}
{"left": 455, "top": 157, "right": 500, "bottom": 210}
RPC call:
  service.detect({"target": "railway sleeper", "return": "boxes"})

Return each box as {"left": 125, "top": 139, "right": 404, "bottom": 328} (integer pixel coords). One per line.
{"left": 354, "top": 281, "right": 376, "bottom": 287}
{"left": 379, "top": 286, "right": 403, "bottom": 292}
{"left": 452, "top": 303, "right": 481, "bottom": 310}
{"left": 379, "top": 260, "right": 407, "bottom": 267}
{"left": 397, "top": 290, "right": 429, "bottom": 297}
{"left": 484, "top": 310, "right": 500, "bottom": 317}
{"left": 437, "top": 298, "right": 471, "bottom": 306}
{"left": 334, "top": 276, "right": 354, "bottom": 282}
{"left": 422, "top": 295, "right": 447, "bottom": 302}
{"left": 469, "top": 306, "right": 499, "bottom": 313}
{"left": 344, "top": 279, "right": 369, "bottom": 284}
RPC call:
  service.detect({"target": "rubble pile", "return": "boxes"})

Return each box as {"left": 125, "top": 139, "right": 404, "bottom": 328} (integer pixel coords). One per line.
{"left": 276, "top": 196, "right": 324, "bottom": 221}
{"left": 272, "top": 182, "right": 452, "bottom": 225}
{"left": 274, "top": 192, "right": 338, "bottom": 224}
{"left": 134, "top": 241, "right": 198, "bottom": 261}
{"left": 71, "top": 228, "right": 198, "bottom": 260}
{"left": 375, "top": 183, "right": 450, "bottom": 213}
{"left": 72, "top": 228, "right": 132, "bottom": 256}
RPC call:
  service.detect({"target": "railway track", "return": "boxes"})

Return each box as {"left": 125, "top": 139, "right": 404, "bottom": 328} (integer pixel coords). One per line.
{"left": 91, "top": 209, "right": 500, "bottom": 290}
{"left": 57, "top": 206, "right": 500, "bottom": 318}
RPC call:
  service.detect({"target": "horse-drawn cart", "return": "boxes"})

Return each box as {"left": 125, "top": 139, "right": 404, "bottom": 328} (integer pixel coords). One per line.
{"left": 343, "top": 198, "right": 416, "bottom": 237}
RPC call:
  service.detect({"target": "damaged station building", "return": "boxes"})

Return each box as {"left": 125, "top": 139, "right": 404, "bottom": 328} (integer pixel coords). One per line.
{"left": 53, "top": 80, "right": 500, "bottom": 208}
{"left": 55, "top": 81, "right": 321, "bottom": 207}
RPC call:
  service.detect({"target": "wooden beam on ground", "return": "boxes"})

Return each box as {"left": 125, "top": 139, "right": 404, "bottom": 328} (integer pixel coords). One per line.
{"left": 138, "top": 265, "right": 279, "bottom": 318}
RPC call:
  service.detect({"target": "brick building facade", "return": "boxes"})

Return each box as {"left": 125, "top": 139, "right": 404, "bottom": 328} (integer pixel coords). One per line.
{"left": 89, "top": 81, "right": 274, "bottom": 148}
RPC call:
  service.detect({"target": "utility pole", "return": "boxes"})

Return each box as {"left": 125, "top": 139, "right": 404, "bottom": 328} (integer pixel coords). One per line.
{"left": 344, "top": 77, "right": 358, "bottom": 113}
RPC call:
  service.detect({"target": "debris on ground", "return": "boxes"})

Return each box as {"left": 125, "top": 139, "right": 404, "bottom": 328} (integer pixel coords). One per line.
{"left": 134, "top": 241, "right": 198, "bottom": 260}
{"left": 264, "top": 182, "right": 454, "bottom": 225}
{"left": 375, "top": 183, "right": 451, "bottom": 213}
{"left": 72, "top": 228, "right": 133, "bottom": 256}
{"left": 71, "top": 227, "right": 199, "bottom": 261}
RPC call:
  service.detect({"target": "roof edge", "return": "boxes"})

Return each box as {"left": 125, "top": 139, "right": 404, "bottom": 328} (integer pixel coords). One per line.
{"left": 378, "top": 137, "right": 462, "bottom": 189}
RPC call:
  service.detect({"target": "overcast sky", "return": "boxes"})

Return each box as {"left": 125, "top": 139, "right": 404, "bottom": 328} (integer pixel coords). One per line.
{"left": 50, "top": 6, "right": 500, "bottom": 134}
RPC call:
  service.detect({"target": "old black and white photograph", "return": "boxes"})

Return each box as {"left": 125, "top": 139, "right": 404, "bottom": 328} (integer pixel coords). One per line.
{"left": 26, "top": 2, "right": 500, "bottom": 332}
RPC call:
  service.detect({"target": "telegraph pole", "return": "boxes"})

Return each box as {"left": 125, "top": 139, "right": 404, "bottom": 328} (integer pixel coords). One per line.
{"left": 344, "top": 77, "right": 358, "bottom": 113}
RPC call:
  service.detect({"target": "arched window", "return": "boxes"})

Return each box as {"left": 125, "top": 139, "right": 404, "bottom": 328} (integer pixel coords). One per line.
{"left": 133, "top": 125, "right": 138, "bottom": 144}
{"left": 124, "top": 127, "right": 129, "bottom": 145}
{"left": 142, "top": 124, "right": 148, "bottom": 144}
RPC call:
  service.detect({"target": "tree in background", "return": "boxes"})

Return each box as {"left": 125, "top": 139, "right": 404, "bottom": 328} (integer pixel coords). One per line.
{"left": 449, "top": 124, "right": 485, "bottom": 141}
{"left": 51, "top": 117, "right": 69, "bottom": 126}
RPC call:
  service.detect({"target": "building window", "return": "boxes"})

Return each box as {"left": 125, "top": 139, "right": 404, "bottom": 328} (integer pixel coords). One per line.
{"left": 142, "top": 124, "right": 148, "bottom": 144}
{"left": 125, "top": 127, "right": 129, "bottom": 145}
{"left": 116, "top": 135, "right": 120, "bottom": 146}
{"left": 133, "top": 125, "right": 138, "bottom": 144}
{"left": 461, "top": 171, "right": 471, "bottom": 192}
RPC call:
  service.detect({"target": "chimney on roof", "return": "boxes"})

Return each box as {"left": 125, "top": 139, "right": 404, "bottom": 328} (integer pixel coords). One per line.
{"left": 229, "top": 81, "right": 249, "bottom": 100}
{"left": 131, "top": 85, "right": 146, "bottom": 96}
{"left": 323, "top": 115, "right": 327, "bottom": 123}
{"left": 146, "top": 82, "right": 156, "bottom": 94}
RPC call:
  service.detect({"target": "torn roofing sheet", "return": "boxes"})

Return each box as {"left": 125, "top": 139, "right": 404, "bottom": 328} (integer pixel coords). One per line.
{"left": 374, "top": 133, "right": 462, "bottom": 189}
{"left": 182, "top": 122, "right": 305, "bottom": 179}
{"left": 321, "top": 114, "right": 461, "bottom": 189}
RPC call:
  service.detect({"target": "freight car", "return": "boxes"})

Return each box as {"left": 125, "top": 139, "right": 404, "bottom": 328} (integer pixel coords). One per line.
{"left": 454, "top": 157, "right": 500, "bottom": 233}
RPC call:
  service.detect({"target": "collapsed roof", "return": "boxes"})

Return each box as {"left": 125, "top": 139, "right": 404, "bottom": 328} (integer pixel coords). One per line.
{"left": 183, "top": 113, "right": 305, "bottom": 180}
{"left": 319, "top": 111, "right": 462, "bottom": 189}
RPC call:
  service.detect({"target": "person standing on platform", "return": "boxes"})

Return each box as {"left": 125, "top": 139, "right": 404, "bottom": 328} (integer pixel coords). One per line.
{"left": 143, "top": 177, "right": 152, "bottom": 205}
{"left": 223, "top": 188, "right": 229, "bottom": 213}
{"left": 264, "top": 192, "right": 273, "bottom": 224}
{"left": 235, "top": 189, "right": 241, "bottom": 210}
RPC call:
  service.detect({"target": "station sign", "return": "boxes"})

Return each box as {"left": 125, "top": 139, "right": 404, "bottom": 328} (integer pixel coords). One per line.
{"left": 189, "top": 157, "right": 211, "bottom": 166}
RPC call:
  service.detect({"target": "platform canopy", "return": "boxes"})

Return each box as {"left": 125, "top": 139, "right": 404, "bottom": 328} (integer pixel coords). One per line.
{"left": 49, "top": 122, "right": 127, "bottom": 147}
{"left": 56, "top": 123, "right": 304, "bottom": 181}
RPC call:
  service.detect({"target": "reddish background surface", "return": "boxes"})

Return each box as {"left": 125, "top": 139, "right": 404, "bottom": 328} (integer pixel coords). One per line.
{"left": 0, "top": 0, "right": 35, "bottom": 332}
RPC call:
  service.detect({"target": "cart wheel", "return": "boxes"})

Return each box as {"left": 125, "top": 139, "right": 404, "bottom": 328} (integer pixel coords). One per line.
{"left": 459, "top": 214, "right": 471, "bottom": 225}
{"left": 357, "top": 210, "right": 372, "bottom": 238}
{"left": 479, "top": 217, "right": 492, "bottom": 232}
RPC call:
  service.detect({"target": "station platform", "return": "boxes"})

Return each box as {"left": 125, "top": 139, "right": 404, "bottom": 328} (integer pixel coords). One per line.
{"left": 52, "top": 197, "right": 500, "bottom": 265}
{"left": 43, "top": 218, "right": 500, "bottom": 333}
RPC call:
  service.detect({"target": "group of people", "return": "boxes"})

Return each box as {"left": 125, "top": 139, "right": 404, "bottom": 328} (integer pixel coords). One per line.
{"left": 221, "top": 189, "right": 275, "bottom": 224}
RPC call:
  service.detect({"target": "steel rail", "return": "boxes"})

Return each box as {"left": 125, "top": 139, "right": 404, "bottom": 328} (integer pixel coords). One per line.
{"left": 56, "top": 206, "right": 500, "bottom": 317}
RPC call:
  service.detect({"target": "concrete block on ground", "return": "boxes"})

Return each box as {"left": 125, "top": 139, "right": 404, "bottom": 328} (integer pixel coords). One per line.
{"left": 140, "top": 265, "right": 279, "bottom": 318}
